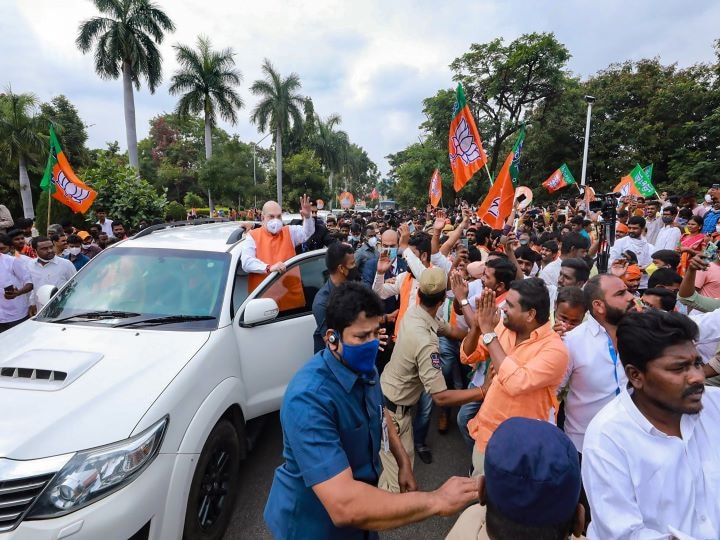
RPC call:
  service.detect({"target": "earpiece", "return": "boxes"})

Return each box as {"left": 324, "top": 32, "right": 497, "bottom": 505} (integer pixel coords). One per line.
{"left": 328, "top": 332, "right": 338, "bottom": 344}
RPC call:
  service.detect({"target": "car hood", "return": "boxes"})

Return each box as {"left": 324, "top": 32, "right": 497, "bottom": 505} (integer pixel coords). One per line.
{"left": 0, "top": 320, "right": 210, "bottom": 460}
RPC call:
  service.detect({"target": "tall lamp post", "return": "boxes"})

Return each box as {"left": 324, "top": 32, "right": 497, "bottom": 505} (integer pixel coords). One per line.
{"left": 580, "top": 95, "right": 595, "bottom": 192}
{"left": 252, "top": 132, "right": 273, "bottom": 210}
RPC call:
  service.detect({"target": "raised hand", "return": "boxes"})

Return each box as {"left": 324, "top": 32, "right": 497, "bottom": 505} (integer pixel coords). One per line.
{"left": 433, "top": 217, "right": 446, "bottom": 232}
{"left": 449, "top": 270, "right": 468, "bottom": 302}
{"left": 398, "top": 223, "right": 411, "bottom": 250}
{"left": 299, "top": 193, "right": 312, "bottom": 219}
{"left": 476, "top": 288, "right": 500, "bottom": 333}
{"left": 376, "top": 252, "right": 392, "bottom": 275}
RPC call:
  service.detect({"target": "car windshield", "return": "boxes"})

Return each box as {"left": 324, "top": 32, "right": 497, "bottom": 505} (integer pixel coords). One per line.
{"left": 38, "top": 247, "right": 230, "bottom": 330}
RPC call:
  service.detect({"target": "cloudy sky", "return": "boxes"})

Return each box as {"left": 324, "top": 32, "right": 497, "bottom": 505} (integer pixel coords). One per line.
{"left": 2, "top": 0, "right": 719, "bottom": 176}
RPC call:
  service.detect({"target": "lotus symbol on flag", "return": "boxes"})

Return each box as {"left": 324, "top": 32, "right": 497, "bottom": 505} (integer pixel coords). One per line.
{"left": 450, "top": 118, "right": 481, "bottom": 166}
{"left": 487, "top": 197, "right": 500, "bottom": 218}
{"left": 548, "top": 173, "right": 561, "bottom": 189}
{"left": 56, "top": 171, "right": 92, "bottom": 203}
{"left": 620, "top": 183, "right": 631, "bottom": 197}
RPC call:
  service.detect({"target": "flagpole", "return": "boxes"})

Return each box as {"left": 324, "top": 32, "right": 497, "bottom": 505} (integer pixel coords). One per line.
{"left": 47, "top": 191, "right": 52, "bottom": 230}
{"left": 484, "top": 164, "right": 493, "bottom": 186}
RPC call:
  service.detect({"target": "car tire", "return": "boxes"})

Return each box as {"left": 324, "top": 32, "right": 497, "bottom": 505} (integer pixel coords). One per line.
{"left": 182, "top": 419, "right": 241, "bottom": 540}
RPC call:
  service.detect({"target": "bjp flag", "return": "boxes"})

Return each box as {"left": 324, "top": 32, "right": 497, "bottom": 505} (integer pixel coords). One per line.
{"left": 40, "top": 125, "right": 97, "bottom": 213}
{"left": 429, "top": 169, "right": 442, "bottom": 208}
{"left": 613, "top": 175, "right": 641, "bottom": 198}
{"left": 449, "top": 84, "right": 487, "bottom": 192}
{"left": 477, "top": 151, "right": 515, "bottom": 229}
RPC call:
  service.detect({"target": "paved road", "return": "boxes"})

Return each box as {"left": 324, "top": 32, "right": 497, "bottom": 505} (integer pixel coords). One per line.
{"left": 226, "top": 408, "right": 472, "bottom": 539}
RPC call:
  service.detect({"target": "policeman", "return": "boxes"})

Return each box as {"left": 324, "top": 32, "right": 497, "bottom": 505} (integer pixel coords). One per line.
{"left": 379, "top": 268, "right": 487, "bottom": 492}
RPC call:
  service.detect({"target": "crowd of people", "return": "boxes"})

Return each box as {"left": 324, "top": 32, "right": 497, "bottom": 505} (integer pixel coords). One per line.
{"left": 0, "top": 205, "right": 128, "bottom": 331}
{"left": 240, "top": 191, "right": 720, "bottom": 539}
{"left": 2, "top": 186, "right": 720, "bottom": 538}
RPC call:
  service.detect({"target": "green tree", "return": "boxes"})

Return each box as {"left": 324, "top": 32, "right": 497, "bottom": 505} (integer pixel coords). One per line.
{"left": 197, "top": 137, "right": 257, "bottom": 209}
{"left": 386, "top": 143, "right": 448, "bottom": 209}
{"left": 0, "top": 89, "right": 46, "bottom": 218}
{"left": 169, "top": 35, "right": 243, "bottom": 213}
{"left": 83, "top": 155, "right": 167, "bottom": 228}
{"left": 250, "top": 59, "right": 305, "bottom": 208}
{"left": 450, "top": 32, "right": 571, "bottom": 179}
{"left": 183, "top": 191, "right": 204, "bottom": 209}
{"left": 39, "top": 95, "right": 90, "bottom": 168}
{"left": 76, "top": 0, "right": 175, "bottom": 169}
{"left": 282, "top": 150, "right": 327, "bottom": 207}
{"left": 164, "top": 200, "right": 186, "bottom": 221}
{"left": 311, "top": 113, "right": 348, "bottom": 196}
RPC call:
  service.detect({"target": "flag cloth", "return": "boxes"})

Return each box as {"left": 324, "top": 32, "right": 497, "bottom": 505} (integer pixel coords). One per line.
{"left": 40, "top": 125, "right": 97, "bottom": 213}
{"left": 508, "top": 125, "right": 525, "bottom": 184}
{"left": 643, "top": 163, "right": 653, "bottom": 182}
{"left": 629, "top": 164, "right": 657, "bottom": 198}
{"left": 429, "top": 169, "right": 442, "bottom": 208}
{"left": 542, "top": 163, "right": 576, "bottom": 193}
{"left": 448, "top": 84, "right": 487, "bottom": 192}
{"left": 369, "top": 188, "right": 379, "bottom": 200}
{"left": 477, "top": 151, "right": 515, "bottom": 229}
{"left": 613, "top": 175, "right": 642, "bottom": 197}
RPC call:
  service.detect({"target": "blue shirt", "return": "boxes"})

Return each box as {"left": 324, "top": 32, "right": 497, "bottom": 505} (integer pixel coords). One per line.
{"left": 64, "top": 253, "right": 90, "bottom": 271}
{"left": 264, "top": 349, "right": 383, "bottom": 540}
{"left": 311, "top": 279, "right": 336, "bottom": 353}
{"left": 702, "top": 209, "right": 720, "bottom": 234}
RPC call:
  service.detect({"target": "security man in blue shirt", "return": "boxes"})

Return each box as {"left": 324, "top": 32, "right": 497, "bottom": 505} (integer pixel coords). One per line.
{"left": 264, "top": 282, "right": 480, "bottom": 538}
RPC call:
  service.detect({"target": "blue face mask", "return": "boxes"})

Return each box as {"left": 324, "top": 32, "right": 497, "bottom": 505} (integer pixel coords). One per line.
{"left": 340, "top": 339, "right": 379, "bottom": 374}
{"left": 388, "top": 247, "right": 398, "bottom": 261}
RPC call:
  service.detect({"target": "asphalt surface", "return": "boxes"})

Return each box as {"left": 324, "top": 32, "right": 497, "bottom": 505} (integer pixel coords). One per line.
{"left": 226, "top": 408, "right": 472, "bottom": 539}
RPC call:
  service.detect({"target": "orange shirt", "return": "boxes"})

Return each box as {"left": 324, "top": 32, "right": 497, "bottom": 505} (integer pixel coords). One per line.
{"left": 461, "top": 321, "right": 569, "bottom": 452}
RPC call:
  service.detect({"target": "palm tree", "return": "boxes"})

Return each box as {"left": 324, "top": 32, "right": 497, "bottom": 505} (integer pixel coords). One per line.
{"left": 169, "top": 35, "right": 243, "bottom": 214}
{"left": 0, "top": 89, "right": 45, "bottom": 218}
{"left": 250, "top": 59, "right": 305, "bottom": 208}
{"left": 76, "top": 0, "right": 175, "bottom": 169}
{"left": 311, "top": 113, "right": 348, "bottom": 196}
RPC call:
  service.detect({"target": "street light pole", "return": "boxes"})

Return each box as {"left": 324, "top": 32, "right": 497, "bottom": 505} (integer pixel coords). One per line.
{"left": 252, "top": 132, "right": 272, "bottom": 210}
{"left": 580, "top": 95, "right": 595, "bottom": 189}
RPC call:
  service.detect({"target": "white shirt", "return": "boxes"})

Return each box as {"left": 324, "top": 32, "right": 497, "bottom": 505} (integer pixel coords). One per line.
{"left": 560, "top": 315, "right": 628, "bottom": 452}
{"left": 28, "top": 256, "right": 76, "bottom": 308}
{"left": 645, "top": 216, "right": 663, "bottom": 245}
{"left": 372, "top": 249, "right": 428, "bottom": 303}
{"left": 96, "top": 218, "right": 114, "bottom": 236}
{"left": 654, "top": 224, "right": 682, "bottom": 251}
{"left": 538, "top": 257, "right": 561, "bottom": 289}
{"left": 609, "top": 235, "right": 654, "bottom": 289}
{"left": 0, "top": 254, "right": 32, "bottom": 323}
{"left": 239, "top": 219, "right": 315, "bottom": 273}
{"left": 690, "top": 309, "right": 720, "bottom": 362}
{"left": 583, "top": 387, "right": 720, "bottom": 540}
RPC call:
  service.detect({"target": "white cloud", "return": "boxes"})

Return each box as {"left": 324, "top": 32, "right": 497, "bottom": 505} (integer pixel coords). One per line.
{"left": 4, "top": 0, "right": 719, "bottom": 179}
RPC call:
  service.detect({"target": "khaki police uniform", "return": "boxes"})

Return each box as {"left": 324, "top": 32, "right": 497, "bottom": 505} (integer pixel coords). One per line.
{"left": 378, "top": 267, "right": 451, "bottom": 491}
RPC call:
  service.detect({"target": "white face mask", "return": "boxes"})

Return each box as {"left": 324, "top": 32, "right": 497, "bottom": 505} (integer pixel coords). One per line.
{"left": 266, "top": 218, "right": 283, "bottom": 235}
{"left": 62, "top": 248, "right": 70, "bottom": 256}
{"left": 68, "top": 247, "right": 81, "bottom": 256}
{"left": 706, "top": 194, "right": 713, "bottom": 203}
{"left": 368, "top": 236, "right": 378, "bottom": 248}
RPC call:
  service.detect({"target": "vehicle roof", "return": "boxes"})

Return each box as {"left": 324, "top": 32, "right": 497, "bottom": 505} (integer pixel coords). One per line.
{"left": 119, "top": 222, "right": 247, "bottom": 252}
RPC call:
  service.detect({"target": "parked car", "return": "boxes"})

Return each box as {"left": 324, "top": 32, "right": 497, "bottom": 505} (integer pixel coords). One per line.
{"left": 0, "top": 221, "right": 327, "bottom": 539}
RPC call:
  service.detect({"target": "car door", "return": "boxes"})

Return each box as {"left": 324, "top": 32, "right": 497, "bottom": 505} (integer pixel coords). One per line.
{"left": 233, "top": 251, "right": 327, "bottom": 419}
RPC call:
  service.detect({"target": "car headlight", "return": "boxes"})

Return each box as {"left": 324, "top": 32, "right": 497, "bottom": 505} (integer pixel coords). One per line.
{"left": 27, "top": 417, "right": 168, "bottom": 519}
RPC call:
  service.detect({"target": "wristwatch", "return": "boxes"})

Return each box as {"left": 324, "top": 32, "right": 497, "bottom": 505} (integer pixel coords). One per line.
{"left": 459, "top": 298, "right": 469, "bottom": 307}
{"left": 482, "top": 332, "right": 497, "bottom": 345}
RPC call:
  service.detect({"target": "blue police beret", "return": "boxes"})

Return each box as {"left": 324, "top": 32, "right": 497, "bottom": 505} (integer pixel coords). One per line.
{"left": 484, "top": 417, "right": 581, "bottom": 527}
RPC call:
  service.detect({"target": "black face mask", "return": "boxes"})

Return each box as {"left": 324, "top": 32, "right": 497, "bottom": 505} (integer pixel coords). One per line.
{"left": 346, "top": 267, "right": 361, "bottom": 281}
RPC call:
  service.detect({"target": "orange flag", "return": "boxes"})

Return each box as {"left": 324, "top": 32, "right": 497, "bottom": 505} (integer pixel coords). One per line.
{"left": 449, "top": 84, "right": 487, "bottom": 192}
{"left": 613, "top": 175, "right": 641, "bottom": 197}
{"left": 477, "top": 152, "right": 515, "bottom": 229}
{"left": 429, "top": 169, "right": 442, "bottom": 208}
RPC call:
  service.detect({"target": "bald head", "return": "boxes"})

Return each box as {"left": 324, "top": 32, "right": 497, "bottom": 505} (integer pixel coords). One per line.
{"left": 262, "top": 201, "right": 282, "bottom": 219}
{"left": 380, "top": 229, "right": 399, "bottom": 248}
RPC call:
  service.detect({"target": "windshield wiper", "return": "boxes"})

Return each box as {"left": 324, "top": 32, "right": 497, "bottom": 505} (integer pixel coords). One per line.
{"left": 48, "top": 310, "right": 142, "bottom": 323}
{"left": 113, "top": 315, "right": 216, "bottom": 328}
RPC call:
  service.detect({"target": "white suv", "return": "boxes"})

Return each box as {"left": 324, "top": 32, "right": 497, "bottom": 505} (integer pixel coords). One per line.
{"left": 0, "top": 221, "right": 328, "bottom": 539}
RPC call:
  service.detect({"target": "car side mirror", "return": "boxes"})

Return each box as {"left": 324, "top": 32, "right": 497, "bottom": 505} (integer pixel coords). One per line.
{"left": 36, "top": 284, "right": 58, "bottom": 311}
{"left": 243, "top": 298, "right": 279, "bottom": 325}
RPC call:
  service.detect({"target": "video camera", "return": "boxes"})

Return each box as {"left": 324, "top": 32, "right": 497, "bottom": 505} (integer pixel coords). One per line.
{"left": 589, "top": 192, "right": 621, "bottom": 221}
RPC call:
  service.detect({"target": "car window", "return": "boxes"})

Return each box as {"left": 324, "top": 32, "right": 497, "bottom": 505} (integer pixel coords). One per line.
{"left": 257, "top": 256, "right": 328, "bottom": 320}
{"left": 231, "top": 264, "right": 250, "bottom": 317}
{"left": 38, "top": 248, "right": 230, "bottom": 329}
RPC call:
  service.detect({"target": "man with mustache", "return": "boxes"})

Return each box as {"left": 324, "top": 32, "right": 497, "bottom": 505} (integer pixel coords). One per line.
{"left": 582, "top": 310, "right": 720, "bottom": 539}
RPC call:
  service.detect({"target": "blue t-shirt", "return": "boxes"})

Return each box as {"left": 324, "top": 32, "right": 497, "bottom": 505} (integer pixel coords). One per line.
{"left": 702, "top": 209, "right": 720, "bottom": 234}
{"left": 311, "top": 279, "right": 335, "bottom": 353}
{"left": 64, "top": 253, "right": 90, "bottom": 271}
{"left": 264, "top": 349, "right": 383, "bottom": 539}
